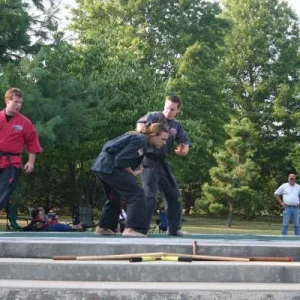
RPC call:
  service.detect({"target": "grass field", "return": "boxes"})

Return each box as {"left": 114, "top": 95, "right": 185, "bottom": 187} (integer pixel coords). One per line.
{"left": 0, "top": 213, "right": 285, "bottom": 235}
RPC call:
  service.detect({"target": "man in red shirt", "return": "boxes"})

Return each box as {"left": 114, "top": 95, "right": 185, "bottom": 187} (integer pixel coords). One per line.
{"left": 0, "top": 88, "right": 42, "bottom": 210}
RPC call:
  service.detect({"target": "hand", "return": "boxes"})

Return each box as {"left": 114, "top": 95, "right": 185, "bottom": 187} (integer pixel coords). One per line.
{"left": 24, "top": 162, "right": 34, "bottom": 173}
{"left": 125, "top": 165, "right": 144, "bottom": 176}
{"left": 132, "top": 165, "right": 144, "bottom": 176}
{"left": 174, "top": 144, "right": 189, "bottom": 156}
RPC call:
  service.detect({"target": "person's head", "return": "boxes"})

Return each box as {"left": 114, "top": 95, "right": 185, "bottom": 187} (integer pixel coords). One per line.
{"left": 140, "top": 122, "right": 169, "bottom": 148}
{"left": 288, "top": 173, "right": 297, "bottom": 186}
{"left": 31, "top": 209, "right": 40, "bottom": 220}
{"left": 163, "top": 95, "right": 181, "bottom": 120}
{"left": 4, "top": 88, "right": 24, "bottom": 116}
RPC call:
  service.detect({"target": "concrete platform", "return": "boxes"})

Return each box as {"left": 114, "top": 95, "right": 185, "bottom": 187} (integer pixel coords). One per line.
{"left": 1, "top": 281, "right": 300, "bottom": 300}
{"left": 1, "top": 232, "right": 300, "bottom": 299}
{"left": 1, "top": 258, "right": 300, "bottom": 283}
{"left": 1, "top": 232, "right": 300, "bottom": 260}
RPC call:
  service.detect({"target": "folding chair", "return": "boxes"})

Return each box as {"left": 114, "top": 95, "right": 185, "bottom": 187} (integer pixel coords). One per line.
{"left": 72, "top": 206, "right": 97, "bottom": 231}
{"left": 6, "top": 204, "right": 31, "bottom": 231}
{"left": 148, "top": 225, "right": 156, "bottom": 234}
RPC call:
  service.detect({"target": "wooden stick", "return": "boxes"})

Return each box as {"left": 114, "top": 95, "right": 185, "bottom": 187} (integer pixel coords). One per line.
{"left": 53, "top": 252, "right": 166, "bottom": 261}
{"left": 192, "top": 240, "right": 197, "bottom": 255}
{"left": 53, "top": 252, "right": 293, "bottom": 262}
{"left": 249, "top": 257, "right": 293, "bottom": 262}
{"left": 76, "top": 252, "right": 249, "bottom": 262}
{"left": 53, "top": 256, "right": 77, "bottom": 260}
{"left": 163, "top": 252, "right": 250, "bottom": 262}
{"left": 161, "top": 256, "right": 192, "bottom": 262}
{"left": 129, "top": 256, "right": 158, "bottom": 262}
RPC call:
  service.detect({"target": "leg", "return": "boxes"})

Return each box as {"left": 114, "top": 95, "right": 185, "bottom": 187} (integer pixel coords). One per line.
{"left": 292, "top": 207, "right": 299, "bottom": 235}
{"left": 281, "top": 207, "right": 291, "bottom": 235}
{"left": 0, "top": 167, "right": 21, "bottom": 210}
{"left": 47, "top": 223, "right": 73, "bottom": 232}
{"left": 157, "top": 162, "right": 183, "bottom": 236}
{"left": 100, "top": 169, "right": 148, "bottom": 236}
{"left": 140, "top": 158, "right": 159, "bottom": 229}
{"left": 98, "top": 179, "right": 121, "bottom": 231}
{"left": 123, "top": 185, "right": 148, "bottom": 236}
{"left": 93, "top": 172, "right": 120, "bottom": 235}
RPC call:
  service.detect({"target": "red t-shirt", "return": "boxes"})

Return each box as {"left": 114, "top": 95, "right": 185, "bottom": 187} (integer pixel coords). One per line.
{"left": 0, "top": 110, "right": 42, "bottom": 168}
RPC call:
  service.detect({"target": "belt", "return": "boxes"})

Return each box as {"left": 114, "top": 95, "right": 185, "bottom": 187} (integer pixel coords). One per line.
{"left": 285, "top": 204, "right": 299, "bottom": 207}
{"left": 0, "top": 151, "right": 20, "bottom": 157}
{"left": 0, "top": 151, "right": 20, "bottom": 183}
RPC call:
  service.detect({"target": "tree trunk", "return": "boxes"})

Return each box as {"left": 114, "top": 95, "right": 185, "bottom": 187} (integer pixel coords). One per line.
{"left": 226, "top": 203, "right": 234, "bottom": 228}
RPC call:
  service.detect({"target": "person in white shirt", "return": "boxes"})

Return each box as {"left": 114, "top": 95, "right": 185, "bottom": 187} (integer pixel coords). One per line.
{"left": 274, "top": 173, "right": 300, "bottom": 235}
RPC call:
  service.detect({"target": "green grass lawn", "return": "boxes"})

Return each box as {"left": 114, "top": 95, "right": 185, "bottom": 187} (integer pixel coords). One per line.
{"left": 179, "top": 216, "right": 283, "bottom": 235}
{"left": 0, "top": 213, "right": 285, "bottom": 235}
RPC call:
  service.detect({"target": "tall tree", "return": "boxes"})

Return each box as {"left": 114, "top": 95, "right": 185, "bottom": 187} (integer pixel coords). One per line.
{"left": 222, "top": 0, "right": 300, "bottom": 187}
{"left": 71, "top": 0, "right": 225, "bottom": 77}
{"left": 0, "top": 0, "right": 59, "bottom": 66}
{"left": 201, "top": 118, "right": 262, "bottom": 227}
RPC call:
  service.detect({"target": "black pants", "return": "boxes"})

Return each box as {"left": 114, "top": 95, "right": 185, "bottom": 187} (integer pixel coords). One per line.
{"left": 141, "top": 157, "right": 182, "bottom": 235}
{"left": 0, "top": 166, "right": 21, "bottom": 210}
{"left": 94, "top": 168, "right": 148, "bottom": 235}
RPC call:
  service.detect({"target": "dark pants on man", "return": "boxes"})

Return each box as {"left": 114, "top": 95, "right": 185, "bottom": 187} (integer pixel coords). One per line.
{"left": 93, "top": 168, "right": 148, "bottom": 235}
{"left": 141, "top": 156, "right": 182, "bottom": 235}
{"left": 0, "top": 166, "right": 21, "bottom": 210}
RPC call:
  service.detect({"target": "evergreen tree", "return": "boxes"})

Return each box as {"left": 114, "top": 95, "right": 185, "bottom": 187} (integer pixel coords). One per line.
{"left": 222, "top": 0, "right": 300, "bottom": 184}
{"left": 201, "top": 118, "right": 262, "bottom": 227}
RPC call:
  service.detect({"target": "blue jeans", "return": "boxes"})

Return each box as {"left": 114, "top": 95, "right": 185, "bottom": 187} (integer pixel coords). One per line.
{"left": 281, "top": 206, "right": 299, "bottom": 235}
{"left": 45, "top": 223, "right": 72, "bottom": 232}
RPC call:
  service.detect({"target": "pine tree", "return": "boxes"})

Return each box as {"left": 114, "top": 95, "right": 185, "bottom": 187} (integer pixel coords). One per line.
{"left": 201, "top": 118, "right": 262, "bottom": 227}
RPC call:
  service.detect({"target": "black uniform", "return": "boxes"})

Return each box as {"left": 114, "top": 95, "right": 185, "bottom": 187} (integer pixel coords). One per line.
{"left": 137, "top": 112, "right": 191, "bottom": 235}
{"left": 91, "top": 132, "right": 148, "bottom": 235}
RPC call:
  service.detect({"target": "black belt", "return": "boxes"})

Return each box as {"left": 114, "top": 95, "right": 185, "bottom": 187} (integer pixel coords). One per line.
{"left": 285, "top": 205, "right": 299, "bottom": 207}
{"left": 0, "top": 151, "right": 20, "bottom": 183}
{"left": 0, "top": 151, "right": 20, "bottom": 158}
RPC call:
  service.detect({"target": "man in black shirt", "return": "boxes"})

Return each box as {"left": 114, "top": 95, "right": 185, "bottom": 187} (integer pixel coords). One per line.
{"left": 137, "top": 95, "right": 191, "bottom": 236}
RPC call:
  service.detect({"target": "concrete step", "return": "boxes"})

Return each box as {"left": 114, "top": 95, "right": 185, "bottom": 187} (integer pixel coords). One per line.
{"left": 1, "top": 280, "right": 300, "bottom": 300}
{"left": 2, "top": 258, "right": 300, "bottom": 283}
{"left": 1, "top": 232, "right": 300, "bottom": 260}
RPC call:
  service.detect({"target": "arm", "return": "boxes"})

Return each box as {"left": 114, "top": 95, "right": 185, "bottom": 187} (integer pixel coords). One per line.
{"left": 24, "top": 121, "right": 42, "bottom": 173}
{"left": 114, "top": 136, "right": 146, "bottom": 174}
{"left": 24, "top": 153, "right": 36, "bottom": 173}
{"left": 174, "top": 123, "right": 191, "bottom": 156}
{"left": 125, "top": 165, "right": 143, "bottom": 177}
{"left": 136, "top": 112, "right": 164, "bottom": 131}
{"left": 275, "top": 193, "right": 285, "bottom": 208}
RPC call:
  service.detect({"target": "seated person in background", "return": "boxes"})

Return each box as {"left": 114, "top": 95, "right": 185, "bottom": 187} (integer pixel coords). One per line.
{"left": 26, "top": 208, "right": 82, "bottom": 232}
{"left": 47, "top": 212, "right": 58, "bottom": 225}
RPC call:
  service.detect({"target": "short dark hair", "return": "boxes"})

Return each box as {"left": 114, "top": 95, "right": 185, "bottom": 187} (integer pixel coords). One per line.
{"left": 166, "top": 95, "right": 181, "bottom": 109}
